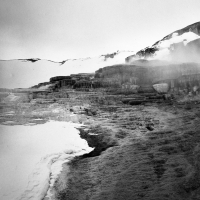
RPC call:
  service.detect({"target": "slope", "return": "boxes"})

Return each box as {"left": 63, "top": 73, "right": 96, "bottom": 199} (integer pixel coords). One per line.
{"left": 126, "top": 21, "right": 200, "bottom": 63}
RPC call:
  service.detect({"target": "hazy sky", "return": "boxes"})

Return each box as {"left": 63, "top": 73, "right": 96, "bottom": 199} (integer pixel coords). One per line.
{"left": 0, "top": 0, "right": 200, "bottom": 61}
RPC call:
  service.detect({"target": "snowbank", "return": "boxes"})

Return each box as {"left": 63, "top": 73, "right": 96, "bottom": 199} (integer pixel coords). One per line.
{"left": 0, "top": 121, "right": 93, "bottom": 200}
{"left": 153, "top": 32, "right": 200, "bottom": 60}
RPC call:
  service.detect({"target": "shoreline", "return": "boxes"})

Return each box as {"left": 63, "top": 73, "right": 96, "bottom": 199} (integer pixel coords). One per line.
{"left": 0, "top": 121, "right": 92, "bottom": 200}
{"left": 52, "top": 96, "right": 200, "bottom": 200}
{"left": 0, "top": 90, "right": 98, "bottom": 200}
{"left": 1, "top": 90, "right": 200, "bottom": 199}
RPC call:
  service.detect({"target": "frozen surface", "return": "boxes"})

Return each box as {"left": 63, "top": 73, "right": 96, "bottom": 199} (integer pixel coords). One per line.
{"left": 0, "top": 121, "right": 92, "bottom": 200}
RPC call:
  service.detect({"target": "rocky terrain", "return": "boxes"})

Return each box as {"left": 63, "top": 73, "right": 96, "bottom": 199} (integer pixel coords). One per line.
{"left": 1, "top": 21, "right": 200, "bottom": 200}
{"left": 45, "top": 90, "right": 199, "bottom": 200}
{"left": 1, "top": 86, "right": 200, "bottom": 200}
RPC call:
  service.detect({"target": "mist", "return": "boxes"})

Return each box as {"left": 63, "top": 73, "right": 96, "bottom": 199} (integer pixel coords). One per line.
{"left": 168, "top": 39, "right": 200, "bottom": 63}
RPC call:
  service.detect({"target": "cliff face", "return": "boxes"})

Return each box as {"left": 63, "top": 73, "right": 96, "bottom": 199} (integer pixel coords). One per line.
{"left": 95, "top": 62, "right": 200, "bottom": 93}
{"left": 95, "top": 65, "right": 151, "bottom": 86}
{"left": 28, "top": 21, "right": 200, "bottom": 95}
{"left": 100, "top": 22, "right": 200, "bottom": 94}
{"left": 31, "top": 61, "right": 200, "bottom": 95}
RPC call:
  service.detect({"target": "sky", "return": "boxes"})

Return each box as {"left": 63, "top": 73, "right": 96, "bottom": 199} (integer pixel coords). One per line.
{"left": 0, "top": 0, "right": 200, "bottom": 61}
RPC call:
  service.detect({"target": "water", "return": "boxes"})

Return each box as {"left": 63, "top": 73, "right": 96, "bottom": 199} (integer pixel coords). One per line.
{"left": 0, "top": 121, "right": 92, "bottom": 200}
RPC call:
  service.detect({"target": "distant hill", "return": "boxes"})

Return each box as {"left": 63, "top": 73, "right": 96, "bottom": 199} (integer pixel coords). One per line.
{"left": 1, "top": 21, "right": 200, "bottom": 89}
{"left": 126, "top": 21, "right": 200, "bottom": 63}
{"left": 0, "top": 51, "right": 134, "bottom": 89}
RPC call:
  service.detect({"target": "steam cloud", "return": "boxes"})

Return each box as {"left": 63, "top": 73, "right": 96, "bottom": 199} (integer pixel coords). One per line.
{"left": 168, "top": 39, "right": 200, "bottom": 63}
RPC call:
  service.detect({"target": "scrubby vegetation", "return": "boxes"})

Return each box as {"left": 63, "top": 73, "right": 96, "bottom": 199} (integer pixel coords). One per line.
{"left": 53, "top": 93, "right": 200, "bottom": 200}
{"left": 2, "top": 83, "right": 200, "bottom": 200}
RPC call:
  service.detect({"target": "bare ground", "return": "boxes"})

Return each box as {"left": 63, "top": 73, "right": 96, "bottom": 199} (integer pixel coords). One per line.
{"left": 54, "top": 96, "right": 200, "bottom": 200}
{"left": 1, "top": 91, "right": 200, "bottom": 200}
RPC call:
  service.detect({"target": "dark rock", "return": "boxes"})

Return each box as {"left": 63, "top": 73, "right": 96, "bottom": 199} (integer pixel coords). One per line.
{"left": 77, "top": 127, "right": 118, "bottom": 157}
{"left": 129, "top": 100, "right": 145, "bottom": 105}
{"left": 50, "top": 76, "right": 72, "bottom": 82}
{"left": 146, "top": 124, "right": 154, "bottom": 131}
{"left": 84, "top": 108, "right": 97, "bottom": 116}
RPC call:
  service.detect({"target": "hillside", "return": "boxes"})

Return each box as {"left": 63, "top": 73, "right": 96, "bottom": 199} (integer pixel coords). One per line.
{"left": 126, "top": 21, "right": 200, "bottom": 63}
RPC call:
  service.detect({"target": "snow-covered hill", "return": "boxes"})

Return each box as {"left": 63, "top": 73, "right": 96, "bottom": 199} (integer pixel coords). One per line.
{"left": 126, "top": 21, "right": 200, "bottom": 63}
{"left": 1, "top": 22, "right": 200, "bottom": 89}
{"left": 0, "top": 51, "right": 134, "bottom": 89}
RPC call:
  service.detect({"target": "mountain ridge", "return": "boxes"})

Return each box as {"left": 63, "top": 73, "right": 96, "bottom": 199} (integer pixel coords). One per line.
{"left": 126, "top": 21, "right": 200, "bottom": 63}
{"left": 0, "top": 50, "right": 135, "bottom": 64}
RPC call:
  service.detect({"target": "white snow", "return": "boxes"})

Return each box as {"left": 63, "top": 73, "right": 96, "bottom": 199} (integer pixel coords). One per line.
{"left": 0, "top": 121, "right": 93, "bottom": 200}
{"left": 152, "top": 31, "right": 200, "bottom": 60}
{"left": 37, "top": 84, "right": 54, "bottom": 90}
{"left": 156, "top": 31, "right": 200, "bottom": 49}
{"left": 0, "top": 51, "right": 134, "bottom": 89}
{"left": 127, "top": 31, "right": 200, "bottom": 63}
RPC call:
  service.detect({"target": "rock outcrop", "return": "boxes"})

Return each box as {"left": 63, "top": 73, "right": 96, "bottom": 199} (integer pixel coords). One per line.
{"left": 95, "top": 62, "right": 200, "bottom": 94}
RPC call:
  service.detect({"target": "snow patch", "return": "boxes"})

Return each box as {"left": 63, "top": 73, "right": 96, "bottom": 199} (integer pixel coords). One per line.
{"left": 0, "top": 121, "right": 93, "bottom": 200}
{"left": 152, "top": 32, "right": 200, "bottom": 60}
{"left": 156, "top": 32, "right": 200, "bottom": 49}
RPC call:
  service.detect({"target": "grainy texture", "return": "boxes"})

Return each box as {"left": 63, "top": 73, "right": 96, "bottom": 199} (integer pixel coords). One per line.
{"left": 53, "top": 91, "right": 200, "bottom": 200}
{"left": 1, "top": 89, "right": 200, "bottom": 200}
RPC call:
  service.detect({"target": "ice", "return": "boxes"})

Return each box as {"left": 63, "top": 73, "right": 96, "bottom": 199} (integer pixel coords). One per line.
{"left": 0, "top": 121, "right": 93, "bottom": 200}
